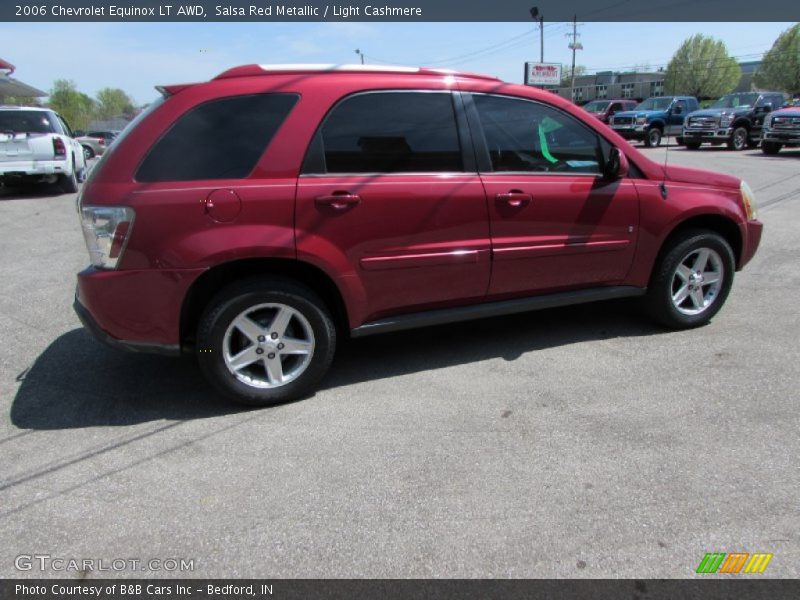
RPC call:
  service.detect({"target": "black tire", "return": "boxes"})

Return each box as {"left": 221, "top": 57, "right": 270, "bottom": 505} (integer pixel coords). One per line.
{"left": 762, "top": 141, "right": 782, "bottom": 155}
{"left": 58, "top": 158, "right": 79, "bottom": 193}
{"left": 644, "top": 127, "right": 662, "bottom": 147}
{"left": 727, "top": 126, "right": 748, "bottom": 151}
{"left": 675, "top": 136, "right": 685, "bottom": 146}
{"left": 645, "top": 229, "right": 735, "bottom": 330}
{"left": 685, "top": 141, "right": 702, "bottom": 150}
{"left": 196, "top": 277, "right": 336, "bottom": 406}
{"left": 82, "top": 145, "right": 95, "bottom": 160}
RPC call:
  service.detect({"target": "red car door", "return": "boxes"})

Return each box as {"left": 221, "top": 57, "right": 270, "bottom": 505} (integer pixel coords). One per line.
{"left": 465, "top": 93, "right": 640, "bottom": 297}
{"left": 295, "top": 91, "right": 491, "bottom": 326}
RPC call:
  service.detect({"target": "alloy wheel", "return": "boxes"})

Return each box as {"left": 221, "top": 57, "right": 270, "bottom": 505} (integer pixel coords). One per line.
{"left": 670, "top": 247, "right": 724, "bottom": 316}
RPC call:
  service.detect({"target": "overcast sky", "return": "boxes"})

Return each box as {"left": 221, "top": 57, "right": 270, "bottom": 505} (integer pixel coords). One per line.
{"left": 0, "top": 21, "right": 793, "bottom": 104}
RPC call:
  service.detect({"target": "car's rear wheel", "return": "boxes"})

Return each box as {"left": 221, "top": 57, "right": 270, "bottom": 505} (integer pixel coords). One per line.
{"left": 197, "top": 277, "right": 336, "bottom": 406}
{"left": 82, "top": 145, "right": 95, "bottom": 160}
{"left": 728, "top": 126, "right": 748, "bottom": 150}
{"left": 58, "top": 158, "right": 79, "bottom": 193}
{"left": 645, "top": 230, "right": 735, "bottom": 329}
{"left": 762, "top": 141, "right": 782, "bottom": 155}
{"left": 644, "top": 127, "right": 662, "bottom": 147}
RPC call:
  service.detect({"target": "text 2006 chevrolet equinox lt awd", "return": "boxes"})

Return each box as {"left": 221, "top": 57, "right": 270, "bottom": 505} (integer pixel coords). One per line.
{"left": 74, "top": 64, "right": 763, "bottom": 405}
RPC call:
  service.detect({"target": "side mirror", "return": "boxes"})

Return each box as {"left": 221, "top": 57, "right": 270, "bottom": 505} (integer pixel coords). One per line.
{"left": 673, "top": 105, "right": 684, "bottom": 115}
{"left": 604, "top": 147, "right": 629, "bottom": 180}
{"left": 756, "top": 103, "right": 773, "bottom": 113}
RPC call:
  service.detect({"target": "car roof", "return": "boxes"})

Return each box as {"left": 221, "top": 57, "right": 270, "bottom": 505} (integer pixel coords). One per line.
{"left": 213, "top": 63, "right": 501, "bottom": 82}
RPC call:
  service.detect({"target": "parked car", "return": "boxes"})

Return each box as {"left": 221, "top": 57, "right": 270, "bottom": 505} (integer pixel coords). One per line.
{"left": 761, "top": 105, "right": 800, "bottom": 155}
{"left": 0, "top": 106, "right": 87, "bottom": 192}
{"left": 682, "top": 91, "right": 787, "bottom": 150}
{"left": 76, "top": 130, "right": 121, "bottom": 159}
{"left": 74, "top": 65, "right": 763, "bottom": 406}
{"left": 582, "top": 99, "right": 638, "bottom": 124}
{"left": 609, "top": 96, "right": 699, "bottom": 147}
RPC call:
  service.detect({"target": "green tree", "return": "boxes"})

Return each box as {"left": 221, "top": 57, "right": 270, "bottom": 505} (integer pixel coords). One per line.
{"left": 95, "top": 87, "right": 136, "bottom": 120}
{"left": 754, "top": 24, "right": 800, "bottom": 95}
{"left": 664, "top": 34, "right": 741, "bottom": 99}
{"left": 47, "top": 79, "right": 95, "bottom": 130}
{"left": 561, "top": 65, "right": 587, "bottom": 87}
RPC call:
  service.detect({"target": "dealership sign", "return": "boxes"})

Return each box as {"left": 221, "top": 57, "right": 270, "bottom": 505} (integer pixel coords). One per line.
{"left": 525, "top": 63, "right": 562, "bottom": 86}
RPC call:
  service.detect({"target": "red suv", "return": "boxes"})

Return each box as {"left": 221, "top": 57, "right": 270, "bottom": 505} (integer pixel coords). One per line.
{"left": 75, "top": 64, "right": 763, "bottom": 405}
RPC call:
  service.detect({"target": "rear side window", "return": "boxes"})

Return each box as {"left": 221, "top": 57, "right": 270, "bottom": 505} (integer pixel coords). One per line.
{"left": 308, "top": 92, "right": 462, "bottom": 174}
{"left": 136, "top": 93, "right": 299, "bottom": 182}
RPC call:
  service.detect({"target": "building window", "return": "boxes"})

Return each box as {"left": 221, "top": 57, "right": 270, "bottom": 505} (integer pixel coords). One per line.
{"left": 650, "top": 81, "right": 664, "bottom": 97}
{"left": 572, "top": 87, "right": 584, "bottom": 101}
{"left": 622, "top": 83, "right": 635, "bottom": 98}
{"left": 595, "top": 85, "right": 607, "bottom": 99}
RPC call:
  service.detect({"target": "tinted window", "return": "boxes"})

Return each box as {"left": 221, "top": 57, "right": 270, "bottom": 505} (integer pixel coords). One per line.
{"left": 314, "top": 92, "right": 462, "bottom": 173}
{"left": 472, "top": 95, "right": 603, "bottom": 175}
{"left": 137, "top": 93, "right": 298, "bottom": 182}
{"left": 0, "top": 110, "right": 56, "bottom": 134}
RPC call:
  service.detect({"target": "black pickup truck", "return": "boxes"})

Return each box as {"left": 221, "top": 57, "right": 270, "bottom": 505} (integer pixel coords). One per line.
{"left": 682, "top": 91, "right": 787, "bottom": 150}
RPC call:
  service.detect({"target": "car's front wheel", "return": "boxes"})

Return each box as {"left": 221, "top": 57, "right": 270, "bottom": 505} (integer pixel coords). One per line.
{"left": 645, "top": 230, "right": 735, "bottom": 329}
{"left": 644, "top": 127, "right": 662, "bottom": 147}
{"left": 728, "top": 126, "right": 748, "bottom": 151}
{"left": 197, "top": 278, "right": 336, "bottom": 406}
{"left": 762, "top": 141, "right": 782, "bottom": 155}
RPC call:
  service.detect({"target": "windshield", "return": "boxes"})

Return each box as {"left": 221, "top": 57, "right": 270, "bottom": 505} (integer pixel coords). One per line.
{"left": 583, "top": 101, "right": 610, "bottom": 113}
{"left": 711, "top": 93, "right": 760, "bottom": 109}
{"left": 0, "top": 110, "right": 55, "bottom": 134}
{"left": 635, "top": 97, "right": 674, "bottom": 111}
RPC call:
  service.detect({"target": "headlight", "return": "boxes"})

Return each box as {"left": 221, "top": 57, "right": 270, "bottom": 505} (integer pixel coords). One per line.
{"left": 719, "top": 114, "right": 734, "bottom": 127}
{"left": 740, "top": 181, "right": 758, "bottom": 221}
{"left": 635, "top": 116, "right": 647, "bottom": 125}
{"left": 80, "top": 206, "right": 135, "bottom": 269}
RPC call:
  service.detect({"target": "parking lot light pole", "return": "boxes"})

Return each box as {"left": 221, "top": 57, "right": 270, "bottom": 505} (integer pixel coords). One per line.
{"left": 530, "top": 6, "right": 544, "bottom": 63}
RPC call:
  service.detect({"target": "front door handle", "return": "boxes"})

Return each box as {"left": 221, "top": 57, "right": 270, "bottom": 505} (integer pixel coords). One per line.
{"left": 315, "top": 192, "right": 361, "bottom": 211}
{"left": 496, "top": 190, "right": 532, "bottom": 208}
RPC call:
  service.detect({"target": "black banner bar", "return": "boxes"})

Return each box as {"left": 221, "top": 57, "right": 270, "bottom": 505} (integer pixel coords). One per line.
{"left": 3, "top": 579, "right": 800, "bottom": 600}
{"left": 2, "top": 0, "right": 799, "bottom": 22}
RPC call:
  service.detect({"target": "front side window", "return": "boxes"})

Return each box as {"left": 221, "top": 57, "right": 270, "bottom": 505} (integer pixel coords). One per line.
{"left": 472, "top": 94, "right": 603, "bottom": 175}
{"left": 310, "top": 92, "right": 462, "bottom": 174}
{"left": 136, "top": 93, "right": 299, "bottom": 182}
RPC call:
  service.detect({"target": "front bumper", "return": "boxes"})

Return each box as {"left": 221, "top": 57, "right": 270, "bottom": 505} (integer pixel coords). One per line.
{"left": 682, "top": 127, "right": 734, "bottom": 142}
{"left": 739, "top": 219, "right": 764, "bottom": 270}
{"left": 610, "top": 125, "right": 647, "bottom": 140}
{"left": 75, "top": 265, "right": 206, "bottom": 355}
{"left": 762, "top": 130, "right": 800, "bottom": 145}
{"left": 0, "top": 159, "right": 70, "bottom": 177}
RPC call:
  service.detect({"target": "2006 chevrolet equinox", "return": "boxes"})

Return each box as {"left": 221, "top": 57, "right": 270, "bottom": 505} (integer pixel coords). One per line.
{"left": 74, "top": 64, "right": 763, "bottom": 405}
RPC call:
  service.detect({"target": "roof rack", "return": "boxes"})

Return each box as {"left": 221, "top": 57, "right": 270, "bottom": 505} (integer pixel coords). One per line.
{"left": 214, "top": 63, "right": 500, "bottom": 82}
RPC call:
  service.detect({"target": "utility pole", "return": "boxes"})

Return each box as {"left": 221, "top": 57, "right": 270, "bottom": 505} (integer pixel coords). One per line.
{"left": 529, "top": 7, "right": 544, "bottom": 63}
{"left": 566, "top": 15, "right": 583, "bottom": 102}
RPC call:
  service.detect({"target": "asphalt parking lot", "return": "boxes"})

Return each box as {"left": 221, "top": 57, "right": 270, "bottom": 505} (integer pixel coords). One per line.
{"left": 1, "top": 144, "right": 798, "bottom": 579}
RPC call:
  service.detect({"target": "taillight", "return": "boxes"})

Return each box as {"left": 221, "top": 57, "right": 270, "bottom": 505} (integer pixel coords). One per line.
{"left": 98, "top": 138, "right": 105, "bottom": 146}
{"left": 53, "top": 137, "right": 66, "bottom": 157}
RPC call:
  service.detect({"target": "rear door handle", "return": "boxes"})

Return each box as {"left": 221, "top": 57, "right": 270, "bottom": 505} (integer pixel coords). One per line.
{"left": 496, "top": 190, "right": 532, "bottom": 208}
{"left": 315, "top": 192, "right": 361, "bottom": 210}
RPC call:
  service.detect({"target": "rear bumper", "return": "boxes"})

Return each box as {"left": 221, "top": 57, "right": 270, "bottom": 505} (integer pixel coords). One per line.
{"left": 739, "top": 219, "right": 763, "bottom": 270}
{"left": 75, "top": 265, "right": 206, "bottom": 355}
{"left": 0, "top": 159, "right": 70, "bottom": 177}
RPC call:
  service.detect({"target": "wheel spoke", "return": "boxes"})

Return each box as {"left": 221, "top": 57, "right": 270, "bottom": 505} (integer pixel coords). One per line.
{"left": 690, "top": 288, "right": 705, "bottom": 309}
{"left": 269, "top": 307, "right": 293, "bottom": 337}
{"left": 693, "top": 249, "right": 710, "bottom": 272}
{"left": 281, "top": 337, "right": 312, "bottom": 355}
{"left": 228, "top": 346, "right": 260, "bottom": 371}
{"left": 675, "top": 264, "right": 692, "bottom": 282}
{"left": 673, "top": 284, "right": 690, "bottom": 305}
{"left": 702, "top": 271, "right": 721, "bottom": 285}
{"left": 233, "top": 315, "right": 264, "bottom": 342}
{"left": 264, "top": 356, "right": 285, "bottom": 384}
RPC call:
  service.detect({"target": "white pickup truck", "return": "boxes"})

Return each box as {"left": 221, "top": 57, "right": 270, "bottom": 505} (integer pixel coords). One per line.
{"left": 0, "top": 106, "right": 88, "bottom": 194}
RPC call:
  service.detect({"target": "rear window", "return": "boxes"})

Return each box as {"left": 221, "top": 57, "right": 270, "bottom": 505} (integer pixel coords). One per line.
{"left": 136, "top": 93, "right": 299, "bottom": 182}
{"left": 0, "top": 110, "right": 56, "bottom": 134}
